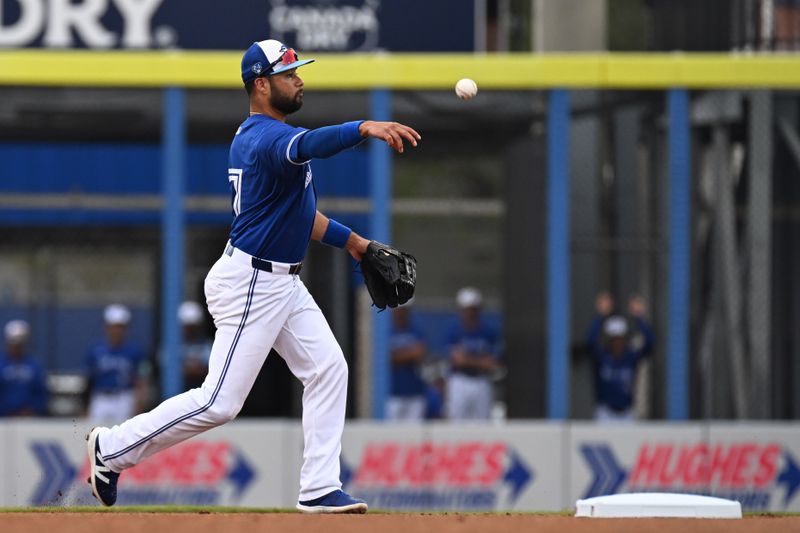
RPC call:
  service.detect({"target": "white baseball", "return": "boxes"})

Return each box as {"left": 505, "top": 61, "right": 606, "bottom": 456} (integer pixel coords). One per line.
{"left": 455, "top": 78, "right": 478, "bottom": 100}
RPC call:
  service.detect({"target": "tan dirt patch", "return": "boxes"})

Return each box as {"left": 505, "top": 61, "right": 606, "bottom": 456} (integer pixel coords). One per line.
{"left": 1, "top": 513, "right": 799, "bottom": 533}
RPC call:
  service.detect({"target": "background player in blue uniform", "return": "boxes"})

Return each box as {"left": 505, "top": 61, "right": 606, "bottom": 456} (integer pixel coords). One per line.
{"left": 87, "top": 39, "right": 421, "bottom": 513}
{"left": 0, "top": 320, "right": 48, "bottom": 417}
{"left": 85, "top": 304, "right": 147, "bottom": 424}
{"left": 445, "top": 287, "right": 501, "bottom": 420}
{"left": 177, "top": 301, "right": 213, "bottom": 391}
{"left": 387, "top": 301, "right": 428, "bottom": 421}
{"left": 585, "top": 291, "right": 654, "bottom": 422}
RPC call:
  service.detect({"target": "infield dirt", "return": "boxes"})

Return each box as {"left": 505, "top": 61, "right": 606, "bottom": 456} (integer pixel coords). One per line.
{"left": 1, "top": 512, "right": 799, "bottom": 533}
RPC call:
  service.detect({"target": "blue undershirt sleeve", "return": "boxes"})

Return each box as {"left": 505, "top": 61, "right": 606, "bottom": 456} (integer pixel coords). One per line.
{"left": 292, "top": 121, "right": 365, "bottom": 162}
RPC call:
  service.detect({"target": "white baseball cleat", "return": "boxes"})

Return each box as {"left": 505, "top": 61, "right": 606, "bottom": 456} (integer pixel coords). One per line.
{"left": 86, "top": 427, "right": 120, "bottom": 506}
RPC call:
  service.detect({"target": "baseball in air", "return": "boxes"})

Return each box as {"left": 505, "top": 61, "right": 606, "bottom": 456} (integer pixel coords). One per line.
{"left": 455, "top": 78, "right": 478, "bottom": 100}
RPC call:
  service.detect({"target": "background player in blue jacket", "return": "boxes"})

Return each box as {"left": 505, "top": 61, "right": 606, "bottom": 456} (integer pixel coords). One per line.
{"left": 445, "top": 287, "right": 501, "bottom": 420}
{"left": 0, "top": 320, "right": 48, "bottom": 417}
{"left": 85, "top": 304, "right": 147, "bottom": 424}
{"left": 387, "top": 301, "right": 428, "bottom": 421}
{"left": 585, "top": 291, "right": 654, "bottom": 422}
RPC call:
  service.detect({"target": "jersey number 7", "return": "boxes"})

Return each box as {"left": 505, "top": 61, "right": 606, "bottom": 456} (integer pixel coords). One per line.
{"left": 228, "top": 168, "right": 243, "bottom": 216}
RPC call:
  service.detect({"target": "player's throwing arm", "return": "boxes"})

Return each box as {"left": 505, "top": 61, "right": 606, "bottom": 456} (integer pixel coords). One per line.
{"left": 358, "top": 121, "right": 421, "bottom": 153}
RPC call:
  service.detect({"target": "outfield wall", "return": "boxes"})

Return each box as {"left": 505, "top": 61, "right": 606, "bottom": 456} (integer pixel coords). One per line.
{"left": 1, "top": 420, "right": 799, "bottom": 512}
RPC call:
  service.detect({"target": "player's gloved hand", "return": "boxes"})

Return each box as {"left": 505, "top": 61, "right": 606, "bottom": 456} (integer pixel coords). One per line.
{"left": 360, "top": 241, "right": 417, "bottom": 310}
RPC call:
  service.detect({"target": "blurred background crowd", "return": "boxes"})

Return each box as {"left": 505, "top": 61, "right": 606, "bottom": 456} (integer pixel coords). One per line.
{"left": 0, "top": 287, "right": 656, "bottom": 424}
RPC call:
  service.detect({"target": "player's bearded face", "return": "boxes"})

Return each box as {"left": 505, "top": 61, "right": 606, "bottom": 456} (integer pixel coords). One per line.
{"left": 268, "top": 77, "right": 303, "bottom": 115}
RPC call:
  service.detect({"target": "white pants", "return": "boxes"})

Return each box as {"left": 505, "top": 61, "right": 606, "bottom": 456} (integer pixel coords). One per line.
{"left": 386, "top": 396, "right": 426, "bottom": 421}
{"left": 99, "top": 250, "right": 349, "bottom": 501}
{"left": 445, "top": 373, "right": 492, "bottom": 420}
{"left": 88, "top": 391, "right": 135, "bottom": 425}
{"left": 594, "top": 404, "right": 636, "bottom": 423}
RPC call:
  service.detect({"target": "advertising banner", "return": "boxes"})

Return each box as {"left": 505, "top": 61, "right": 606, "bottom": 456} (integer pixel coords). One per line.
{"left": 569, "top": 422, "right": 800, "bottom": 512}
{"left": 4, "top": 420, "right": 799, "bottom": 511}
{"left": 0, "top": 0, "right": 478, "bottom": 52}
{"left": 340, "top": 422, "right": 563, "bottom": 511}
{"left": 707, "top": 425, "right": 800, "bottom": 511}
{"left": 2, "top": 420, "right": 302, "bottom": 507}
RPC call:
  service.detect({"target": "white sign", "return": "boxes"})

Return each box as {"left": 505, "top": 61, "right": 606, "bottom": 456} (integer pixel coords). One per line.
{"left": 569, "top": 422, "right": 800, "bottom": 512}
{"left": 340, "top": 422, "right": 562, "bottom": 511}
{"left": 268, "top": 0, "right": 379, "bottom": 51}
{"left": 0, "top": 0, "right": 168, "bottom": 48}
{"left": 1, "top": 420, "right": 301, "bottom": 507}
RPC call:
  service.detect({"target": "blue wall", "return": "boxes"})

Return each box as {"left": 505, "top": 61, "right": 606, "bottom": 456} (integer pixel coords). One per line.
{"left": 0, "top": 141, "right": 372, "bottom": 371}
{"left": 0, "top": 142, "right": 369, "bottom": 225}
{"left": 0, "top": 142, "right": 501, "bottom": 374}
{"left": 3, "top": 0, "right": 476, "bottom": 52}
{"left": 0, "top": 305, "right": 152, "bottom": 372}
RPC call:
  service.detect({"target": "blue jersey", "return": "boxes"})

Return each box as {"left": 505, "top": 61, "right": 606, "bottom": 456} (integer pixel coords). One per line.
{"left": 586, "top": 316, "right": 654, "bottom": 411}
{"left": 228, "top": 114, "right": 316, "bottom": 264}
{"left": 424, "top": 385, "right": 444, "bottom": 419}
{"left": 389, "top": 324, "right": 427, "bottom": 397}
{"left": 0, "top": 353, "right": 48, "bottom": 416}
{"left": 446, "top": 320, "right": 500, "bottom": 377}
{"left": 85, "top": 341, "right": 144, "bottom": 393}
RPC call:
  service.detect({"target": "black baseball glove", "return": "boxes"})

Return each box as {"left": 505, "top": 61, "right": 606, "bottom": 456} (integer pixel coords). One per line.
{"left": 360, "top": 241, "right": 417, "bottom": 310}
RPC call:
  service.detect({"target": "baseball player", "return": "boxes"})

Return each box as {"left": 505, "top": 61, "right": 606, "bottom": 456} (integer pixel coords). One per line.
{"left": 445, "top": 287, "right": 501, "bottom": 420}
{"left": 177, "top": 301, "right": 212, "bottom": 391}
{"left": 85, "top": 304, "right": 147, "bottom": 424}
{"left": 86, "top": 39, "right": 420, "bottom": 513}
{"left": 387, "top": 301, "right": 428, "bottom": 421}
{"left": 585, "top": 292, "right": 654, "bottom": 422}
{"left": 0, "top": 320, "right": 48, "bottom": 417}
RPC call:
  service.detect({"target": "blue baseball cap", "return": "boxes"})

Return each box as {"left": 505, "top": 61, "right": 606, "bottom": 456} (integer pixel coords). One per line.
{"left": 241, "top": 39, "right": 315, "bottom": 84}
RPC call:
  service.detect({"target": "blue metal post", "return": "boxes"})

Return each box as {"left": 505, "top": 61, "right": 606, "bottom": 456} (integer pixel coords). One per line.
{"left": 546, "top": 89, "right": 571, "bottom": 420}
{"left": 667, "top": 89, "right": 690, "bottom": 420}
{"left": 160, "top": 87, "right": 186, "bottom": 400}
{"left": 369, "top": 88, "right": 392, "bottom": 419}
